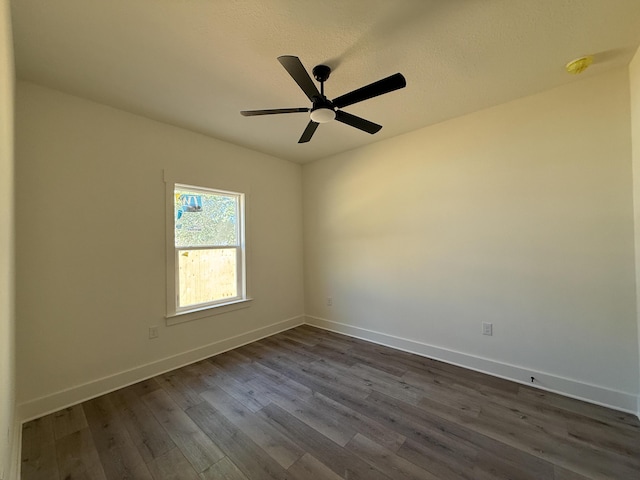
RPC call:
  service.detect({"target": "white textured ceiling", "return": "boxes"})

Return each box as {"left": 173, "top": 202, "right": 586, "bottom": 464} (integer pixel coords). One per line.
{"left": 11, "top": 0, "right": 640, "bottom": 163}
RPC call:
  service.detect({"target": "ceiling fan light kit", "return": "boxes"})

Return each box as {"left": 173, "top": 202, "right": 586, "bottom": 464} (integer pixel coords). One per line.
{"left": 310, "top": 107, "right": 336, "bottom": 123}
{"left": 241, "top": 55, "right": 406, "bottom": 143}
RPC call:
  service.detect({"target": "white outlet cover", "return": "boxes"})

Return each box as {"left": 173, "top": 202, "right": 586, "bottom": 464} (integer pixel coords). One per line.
{"left": 482, "top": 322, "right": 493, "bottom": 336}
{"left": 149, "top": 326, "right": 159, "bottom": 339}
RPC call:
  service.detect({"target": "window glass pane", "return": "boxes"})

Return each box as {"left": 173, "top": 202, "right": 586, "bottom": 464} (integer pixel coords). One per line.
{"left": 178, "top": 248, "right": 238, "bottom": 307}
{"left": 175, "top": 187, "right": 238, "bottom": 247}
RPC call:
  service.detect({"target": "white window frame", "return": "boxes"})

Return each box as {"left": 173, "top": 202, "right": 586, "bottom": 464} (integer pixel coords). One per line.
{"left": 165, "top": 176, "right": 251, "bottom": 324}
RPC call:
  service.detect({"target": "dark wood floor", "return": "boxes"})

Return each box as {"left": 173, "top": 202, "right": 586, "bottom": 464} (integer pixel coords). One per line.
{"left": 21, "top": 325, "right": 640, "bottom": 480}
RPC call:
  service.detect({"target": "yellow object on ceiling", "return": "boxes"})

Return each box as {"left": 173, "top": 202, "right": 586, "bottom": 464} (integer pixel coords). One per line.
{"left": 565, "top": 56, "right": 593, "bottom": 75}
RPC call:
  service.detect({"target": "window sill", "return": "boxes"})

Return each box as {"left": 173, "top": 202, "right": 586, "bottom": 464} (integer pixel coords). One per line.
{"left": 166, "top": 298, "right": 253, "bottom": 326}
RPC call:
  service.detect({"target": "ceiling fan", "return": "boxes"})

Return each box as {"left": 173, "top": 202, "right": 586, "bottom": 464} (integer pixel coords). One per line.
{"left": 241, "top": 55, "right": 407, "bottom": 143}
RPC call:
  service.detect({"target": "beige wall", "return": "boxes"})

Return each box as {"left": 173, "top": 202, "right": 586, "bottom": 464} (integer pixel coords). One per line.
{"left": 303, "top": 68, "right": 639, "bottom": 411}
{"left": 15, "top": 82, "right": 304, "bottom": 417}
{"left": 0, "top": 0, "right": 17, "bottom": 477}
{"left": 631, "top": 46, "right": 640, "bottom": 417}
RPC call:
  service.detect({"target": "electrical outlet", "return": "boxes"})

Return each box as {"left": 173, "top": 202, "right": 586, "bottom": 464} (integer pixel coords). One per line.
{"left": 482, "top": 322, "right": 493, "bottom": 336}
{"left": 326, "top": 297, "right": 333, "bottom": 307}
{"left": 149, "top": 326, "right": 159, "bottom": 339}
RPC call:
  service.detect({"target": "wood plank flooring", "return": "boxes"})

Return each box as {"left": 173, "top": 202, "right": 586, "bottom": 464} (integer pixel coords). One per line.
{"left": 21, "top": 325, "right": 640, "bottom": 480}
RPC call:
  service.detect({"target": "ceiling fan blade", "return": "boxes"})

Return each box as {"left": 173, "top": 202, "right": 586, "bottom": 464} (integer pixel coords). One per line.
{"left": 278, "top": 55, "right": 321, "bottom": 102}
{"left": 335, "top": 110, "right": 382, "bottom": 134}
{"left": 298, "top": 121, "right": 319, "bottom": 143}
{"left": 241, "top": 107, "right": 309, "bottom": 116}
{"left": 332, "top": 73, "right": 406, "bottom": 109}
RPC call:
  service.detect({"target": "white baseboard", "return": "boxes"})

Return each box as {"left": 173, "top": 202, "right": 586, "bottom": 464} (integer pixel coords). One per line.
{"left": 16, "top": 313, "right": 639, "bottom": 423}
{"left": 18, "top": 316, "right": 304, "bottom": 422}
{"left": 305, "top": 315, "right": 639, "bottom": 416}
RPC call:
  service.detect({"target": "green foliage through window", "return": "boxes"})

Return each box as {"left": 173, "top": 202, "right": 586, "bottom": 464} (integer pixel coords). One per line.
{"left": 174, "top": 186, "right": 239, "bottom": 248}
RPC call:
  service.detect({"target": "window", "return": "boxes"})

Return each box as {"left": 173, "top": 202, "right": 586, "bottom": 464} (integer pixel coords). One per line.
{"left": 169, "top": 183, "right": 247, "bottom": 318}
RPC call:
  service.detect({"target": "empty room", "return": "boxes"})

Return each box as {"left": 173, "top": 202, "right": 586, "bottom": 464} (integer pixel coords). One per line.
{"left": 2, "top": 1, "right": 640, "bottom": 479}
